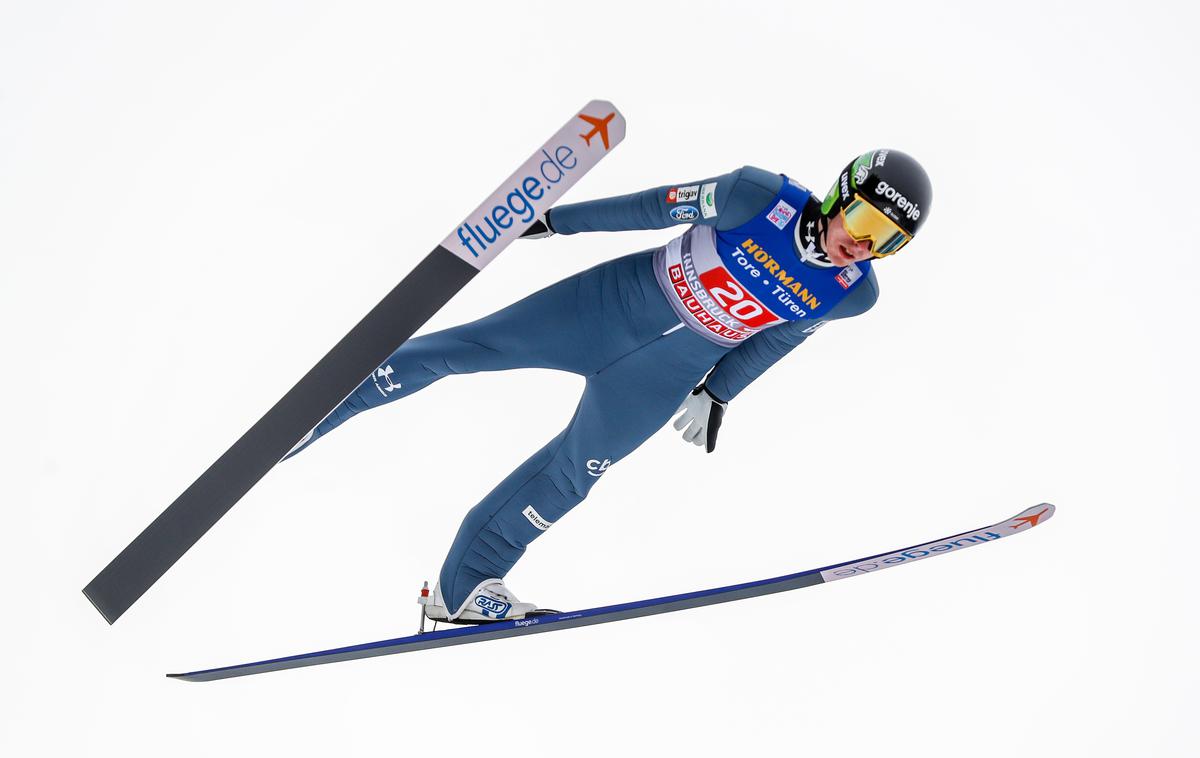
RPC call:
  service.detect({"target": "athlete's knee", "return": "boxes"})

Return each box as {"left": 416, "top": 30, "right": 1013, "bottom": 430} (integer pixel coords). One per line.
{"left": 540, "top": 449, "right": 615, "bottom": 511}
{"left": 563, "top": 456, "right": 616, "bottom": 506}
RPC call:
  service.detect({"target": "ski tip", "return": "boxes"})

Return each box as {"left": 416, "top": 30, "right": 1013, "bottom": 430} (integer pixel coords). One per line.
{"left": 581, "top": 99, "right": 622, "bottom": 117}
{"left": 577, "top": 100, "right": 627, "bottom": 148}
{"left": 1004, "top": 503, "right": 1056, "bottom": 531}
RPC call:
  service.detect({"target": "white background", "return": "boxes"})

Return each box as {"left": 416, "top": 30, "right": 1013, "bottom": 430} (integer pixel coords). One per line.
{"left": 2, "top": 1, "right": 1196, "bottom": 755}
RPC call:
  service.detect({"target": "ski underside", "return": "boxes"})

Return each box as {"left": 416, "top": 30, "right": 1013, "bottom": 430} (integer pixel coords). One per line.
{"left": 169, "top": 503, "right": 1055, "bottom": 682}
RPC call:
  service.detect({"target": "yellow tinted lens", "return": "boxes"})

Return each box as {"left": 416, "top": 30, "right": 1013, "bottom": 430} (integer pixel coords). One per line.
{"left": 842, "top": 195, "right": 911, "bottom": 257}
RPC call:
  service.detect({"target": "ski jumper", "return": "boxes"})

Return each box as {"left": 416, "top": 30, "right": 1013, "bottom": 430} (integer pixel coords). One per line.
{"left": 288, "top": 166, "right": 881, "bottom": 614}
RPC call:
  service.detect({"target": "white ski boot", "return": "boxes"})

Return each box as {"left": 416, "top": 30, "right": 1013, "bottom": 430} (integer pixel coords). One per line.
{"left": 419, "top": 578, "right": 550, "bottom": 626}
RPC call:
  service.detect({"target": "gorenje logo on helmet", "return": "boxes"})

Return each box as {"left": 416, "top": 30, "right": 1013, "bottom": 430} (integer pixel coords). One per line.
{"left": 875, "top": 181, "right": 921, "bottom": 222}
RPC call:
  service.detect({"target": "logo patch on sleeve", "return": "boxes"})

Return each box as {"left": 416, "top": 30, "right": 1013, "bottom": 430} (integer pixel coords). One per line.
{"left": 673, "top": 185, "right": 699, "bottom": 203}
{"left": 700, "top": 182, "right": 718, "bottom": 218}
{"left": 766, "top": 199, "right": 796, "bottom": 229}
{"left": 522, "top": 505, "right": 553, "bottom": 531}
{"left": 835, "top": 263, "right": 862, "bottom": 289}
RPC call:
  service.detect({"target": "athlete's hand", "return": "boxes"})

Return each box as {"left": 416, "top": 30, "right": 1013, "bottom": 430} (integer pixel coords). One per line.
{"left": 520, "top": 210, "right": 556, "bottom": 239}
{"left": 673, "top": 384, "right": 728, "bottom": 453}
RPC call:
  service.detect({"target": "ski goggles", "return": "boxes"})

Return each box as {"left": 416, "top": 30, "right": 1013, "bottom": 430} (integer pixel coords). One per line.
{"left": 841, "top": 194, "right": 912, "bottom": 258}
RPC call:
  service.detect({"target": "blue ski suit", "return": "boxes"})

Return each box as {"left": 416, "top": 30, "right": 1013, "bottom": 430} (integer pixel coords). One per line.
{"left": 289, "top": 166, "right": 880, "bottom": 614}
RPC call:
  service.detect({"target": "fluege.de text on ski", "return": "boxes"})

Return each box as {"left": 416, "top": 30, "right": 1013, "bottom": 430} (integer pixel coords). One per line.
{"left": 453, "top": 146, "right": 578, "bottom": 260}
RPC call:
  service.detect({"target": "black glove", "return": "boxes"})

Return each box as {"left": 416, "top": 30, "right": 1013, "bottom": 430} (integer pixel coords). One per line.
{"left": 520, "top": 210, "right": 556, "bottom": 239}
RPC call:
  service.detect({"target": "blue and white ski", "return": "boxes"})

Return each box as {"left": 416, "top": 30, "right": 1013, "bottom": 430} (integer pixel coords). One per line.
{"left": 169, "top": 504, "right": 1054, "bottom": 682}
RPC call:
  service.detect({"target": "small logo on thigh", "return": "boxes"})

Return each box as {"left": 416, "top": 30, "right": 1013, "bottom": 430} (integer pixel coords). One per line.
{"left": 586, "top": 458, "right": 612, "bottom": 478}
{"left": 373, "top": 365, "right": 403, "bottom": 396}
{"left": 523, "top": 505, "right": 553, "bottom": 531}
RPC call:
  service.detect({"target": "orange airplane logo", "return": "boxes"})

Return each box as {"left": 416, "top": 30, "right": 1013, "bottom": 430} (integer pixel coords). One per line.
{"left": 1011, "top": 507, "right": 1050, "bottom": 529}
{"left": 578, "top": 112, "right": 616, "bottom": 150}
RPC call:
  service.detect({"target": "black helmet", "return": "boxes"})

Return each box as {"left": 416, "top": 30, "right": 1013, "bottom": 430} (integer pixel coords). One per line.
{"left": 820, "top": 149, "right": 932, "bottom": 257}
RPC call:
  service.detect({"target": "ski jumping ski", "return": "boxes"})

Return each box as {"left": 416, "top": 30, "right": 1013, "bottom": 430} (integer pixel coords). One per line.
{"left": 83, "top": 101, "right": 627, "bottom": 624}
{"left": 168, "top": 503, "right": 1055, "bottom": 682}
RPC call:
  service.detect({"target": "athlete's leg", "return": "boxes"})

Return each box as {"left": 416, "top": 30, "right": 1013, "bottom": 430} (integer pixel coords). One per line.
{"left": 438, "top": 328, "right": 726, "bottom": 614}
{"left": 287, "top": 250, "right": 680, "bottom": 457}
{"left": 287, "top": 265, "right": 603, "bottom": 457}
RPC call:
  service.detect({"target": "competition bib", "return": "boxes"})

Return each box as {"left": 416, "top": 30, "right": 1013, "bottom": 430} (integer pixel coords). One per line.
{"left": 654, "top": 178, "right": 870, "bottom": 346}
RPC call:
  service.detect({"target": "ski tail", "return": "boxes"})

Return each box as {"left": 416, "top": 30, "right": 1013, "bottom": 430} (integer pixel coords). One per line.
{"left": 168, "top": 504, "right": 1055, "bottom": 682}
